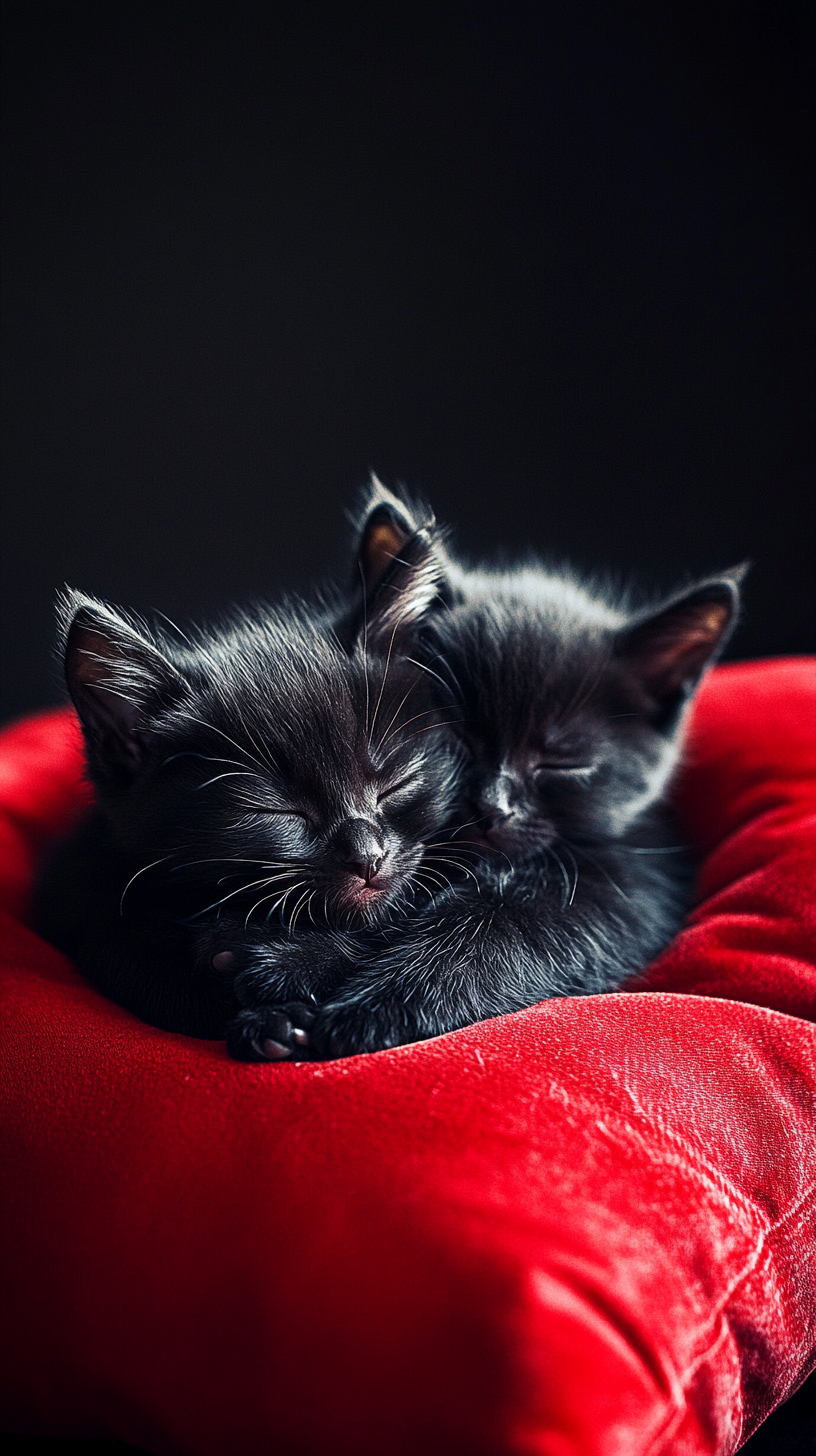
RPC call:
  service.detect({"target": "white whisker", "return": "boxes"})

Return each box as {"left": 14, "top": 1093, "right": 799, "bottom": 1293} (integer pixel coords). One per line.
{"left": 368, "top": 609, "right": 405, "bottom": 742}
{"left": 376, "top": 704, "right": 442, "bottom": 753}
{"left": 547, "top": 845, "right": 572, "bottom": 908}
{"left": 261, "top": 880, "right": 307, "bottom": 925}
{"left": 358, "top": 558, "right": 371, "bottom": 737}
{"left": 412, "top": 866, "right": 452, "bottom": 893}
{"left": 425, "top": 854, "right": 479, "bottom": 886}
{"left": 194, "top": 771, "right": 258, "bottom": 791}
{"left": 119, "top": 855, "right": 173, "bottom": 915}
{"left": 402, "top": 655, "right": 459, "bottom": 702}
{"left": 560, "top": 844, "right": 580, "bottom": 905}
{"left": 160, "top": 752, "right": 249, "bottom": 771}
{"left": 287, "top": 887, "right": 312, "bottom": 935}
{"left": 563, "top": 841, "right": 627, "bottom": 901}
{"left": 374, "top": 683, "right": 423, "bottom": 752}
{"left": 190, "top": 872, "right": 300, "bottom": 920}
{"left": 182, "top": 714, "right": 269, "bottom": 776}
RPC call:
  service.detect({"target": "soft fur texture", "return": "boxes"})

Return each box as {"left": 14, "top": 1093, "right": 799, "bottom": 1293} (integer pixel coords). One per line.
{"left": 36, "top": 484, "right": 744, "bottom": 1061}
{"left": 1, "top": 659, "right": 815, "bottom": 1455}
{"left": 35, "top": 576, "right": 462, "bottom": 1054}
{"left": 224, "top": 482, "right": 743, "bottom": 1058}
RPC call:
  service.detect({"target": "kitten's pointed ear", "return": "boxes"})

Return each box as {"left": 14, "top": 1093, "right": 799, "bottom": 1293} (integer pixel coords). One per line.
{"left": 60, "top": 590, "right": 187, "bottom": 779}
{"left": 617, "top": 566, "right": 747, "bottom": 718}
{"left": 350, "top": 476, "right": 451, "bottom": 651}
{"left": 355, "top": 476, "right": 426, "bottom": 597}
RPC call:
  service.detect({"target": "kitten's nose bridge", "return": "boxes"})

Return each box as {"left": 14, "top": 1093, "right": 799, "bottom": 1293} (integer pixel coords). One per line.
{"left": 332, "top": 817, "right": 386, "bottom": 883}
{"left": 480, "top": 769, "right": 522, "bottom": 823}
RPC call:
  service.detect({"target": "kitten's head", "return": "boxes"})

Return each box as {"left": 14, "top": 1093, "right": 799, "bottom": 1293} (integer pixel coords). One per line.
{"left": 352, "top": 481, "right": 745, "bottom": 856}
{"left": 60, "top": 547, "right": 461, "bottom": 929}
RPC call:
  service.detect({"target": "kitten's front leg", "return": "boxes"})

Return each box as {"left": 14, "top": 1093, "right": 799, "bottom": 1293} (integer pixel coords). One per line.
{"left": 310, "top": 849, "right": 683, "bottom": 1058}
{"left": 309, "top": 891, "right": 534, "bottom": 1058}
{"left": 194, "top": 923, "right": 360, "bottom": 1061}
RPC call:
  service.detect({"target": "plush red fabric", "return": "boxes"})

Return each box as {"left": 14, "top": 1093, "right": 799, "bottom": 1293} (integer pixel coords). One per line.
{"left": 1, "top": 659, "right": 814, "bottom": 1456}
{"left": 0, "top": 708, "right": 91, "bottom": 922}
{"left": 641, "top": 659, "right": 816, "bottom": 1020}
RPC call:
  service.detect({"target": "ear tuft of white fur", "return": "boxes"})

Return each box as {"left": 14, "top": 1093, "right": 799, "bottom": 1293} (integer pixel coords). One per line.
{"left": 349, "top": 473, "right": 435, "bottom": 539}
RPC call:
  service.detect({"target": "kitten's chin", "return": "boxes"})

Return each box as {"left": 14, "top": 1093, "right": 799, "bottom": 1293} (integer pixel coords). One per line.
{"left": 334, "top": 882, "right": 397, "bottom": 927}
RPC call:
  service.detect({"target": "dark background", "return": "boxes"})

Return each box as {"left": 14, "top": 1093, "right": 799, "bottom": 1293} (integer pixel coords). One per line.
{"left": 1, "top": 7, "right": 814, "bottom": 1447}
{"left": 2, "top": 0, "right": 814, "bottom": 727}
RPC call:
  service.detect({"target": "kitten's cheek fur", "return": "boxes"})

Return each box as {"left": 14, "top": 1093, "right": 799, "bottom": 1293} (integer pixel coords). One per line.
{"left": 332, "top": 885, "right": 389, "bottom": 926}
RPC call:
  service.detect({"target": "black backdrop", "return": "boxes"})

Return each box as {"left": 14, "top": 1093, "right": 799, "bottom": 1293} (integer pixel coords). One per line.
{"left": 2, "top": 1, "right": 814, "bottom": 723}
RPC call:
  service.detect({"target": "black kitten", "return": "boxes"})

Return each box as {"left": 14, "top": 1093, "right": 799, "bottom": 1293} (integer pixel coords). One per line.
{"left": 34, "top": 541, "right": 462, "bottom": 1054}
{"left": 284, "top": 482, "right": 744, "bottom": 1059}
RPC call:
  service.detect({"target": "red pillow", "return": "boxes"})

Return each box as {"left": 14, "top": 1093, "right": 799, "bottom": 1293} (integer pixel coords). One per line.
{"left": 1, "top": 660, "right": 814, "bottom": 1456}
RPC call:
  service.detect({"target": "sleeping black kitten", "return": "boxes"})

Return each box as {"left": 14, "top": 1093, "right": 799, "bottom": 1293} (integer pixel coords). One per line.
{"left": 241, "top": 481, "right": 743, "bottom": 1060}
{"left": 34, "top": 534, "right": 463, "bottom": 1055}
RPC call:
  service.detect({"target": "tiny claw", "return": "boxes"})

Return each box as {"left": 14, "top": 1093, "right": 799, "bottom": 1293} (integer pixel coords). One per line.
{"left": 290, "top": 1026, "right": 311, "bottom": 1048}
{"left": 254, "top": 1038, "right": 292, "bottom": 1061}
{"left": 212, "top": 951, "right": 234, "bottom": 972}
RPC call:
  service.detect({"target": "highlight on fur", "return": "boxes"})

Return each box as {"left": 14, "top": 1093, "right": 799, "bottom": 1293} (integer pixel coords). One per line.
{"left": 38, "top": 564, "right": 465, "bottom": 1046}
{"left": 36, "top": 480, "right": 745, "bottom": 1061}
{"left": 273, "top": 482, "right": 745, "bottom": 1060}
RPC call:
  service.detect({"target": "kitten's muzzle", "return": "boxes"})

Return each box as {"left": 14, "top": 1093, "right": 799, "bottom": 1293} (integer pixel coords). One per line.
{"left": 475, "top": 772, "right": 531, "bottom": 843}
{"left": 331, "top": 818, "right": 386, "bottom": 886}
{"left": 472, "top": 776, "right": 555, "bottom": 852}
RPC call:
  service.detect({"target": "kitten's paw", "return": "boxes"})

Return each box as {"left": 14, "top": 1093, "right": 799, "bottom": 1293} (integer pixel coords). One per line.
{"left": 196, "top": 925, "right": 357, "bottom": 1007}
{"left": 227, "top": 1002, "right": 318, "bottom": 1063}
{"left": 311, "top": 1000, "right": 410, "bottom": 1060}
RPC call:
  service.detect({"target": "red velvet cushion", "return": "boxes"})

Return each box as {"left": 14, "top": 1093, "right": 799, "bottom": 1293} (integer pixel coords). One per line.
{"left": 1, "top": 660, "right": 814, "bottom": 1455}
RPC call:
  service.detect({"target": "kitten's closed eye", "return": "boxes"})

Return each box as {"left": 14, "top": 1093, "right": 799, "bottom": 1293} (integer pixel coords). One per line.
{"left": 251, "top": 809, "right": 317, "bottom": 856}
{"left": 532, "top": 760, "right": 597, "bottom": 779}
{"left": 377, "top": 774, "right": 419, "bottom": 804}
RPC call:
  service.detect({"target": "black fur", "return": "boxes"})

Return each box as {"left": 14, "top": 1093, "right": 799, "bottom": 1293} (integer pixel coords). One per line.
{"left": 36, "top": 480, "right": 744, "bottom": 1062}
{"left": 34, "top": 576, "right": 463, "bottom": 1048}
{"left": 243, "top": 481, "right": 743, "bottom": 1059}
